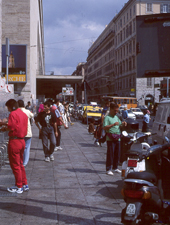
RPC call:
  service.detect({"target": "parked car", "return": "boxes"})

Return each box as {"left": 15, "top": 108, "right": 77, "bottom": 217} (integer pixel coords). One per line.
{"left": 130, "top": 108, "right": 144, "bottom": 119}
{"left": 117, "top": 109, "right": 136, "bottom": 120}
{"left": 127, "top": 109, "right": 136, "bottom": 120}
{"left": 82, "top": 105, "right": 102, "bottom": 124}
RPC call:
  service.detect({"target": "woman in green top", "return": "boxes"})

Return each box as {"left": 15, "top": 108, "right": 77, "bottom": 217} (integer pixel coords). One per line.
{"left": 103, "top": 102, "right": 127, "bottom": 176}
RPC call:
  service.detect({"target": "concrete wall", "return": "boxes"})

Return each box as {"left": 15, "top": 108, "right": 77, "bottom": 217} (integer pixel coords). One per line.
{"left": 1, "top": 0, "right": 44, "bottom": 105}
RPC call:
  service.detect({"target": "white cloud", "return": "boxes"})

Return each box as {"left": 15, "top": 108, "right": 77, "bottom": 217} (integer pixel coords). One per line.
{"left": 43, "top": 0, "right": 128, "bottom": 75}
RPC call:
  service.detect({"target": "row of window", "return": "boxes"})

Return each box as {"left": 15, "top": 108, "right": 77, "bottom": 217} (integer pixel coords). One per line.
{"left": 116, "top": 4, "right": 136, "bottom": 32}
{"left": 115, "top": 76, "right": 136, "bottom": 90}
{"left": 146, "top": 3, "right": 170, "bottom": 13}
{"left": 87, "top": 62, "right": 114, "bottom": 81}
{"left": 115, "top": 39, "right": 136, "bottom": 62}
{"left": 88, "top": 40, "right": 114, "bottom": 66}
{"left": 115, "top": 3, "right": 170, "bottom": 33}
{"left": 115, "top": 56, "right": 136, "bottom": 76}
{"left": 88, "top": 49, "right": 114, "bottom": 73}
{"left": 115, "top": 20, "right": 136, "bottom": 46}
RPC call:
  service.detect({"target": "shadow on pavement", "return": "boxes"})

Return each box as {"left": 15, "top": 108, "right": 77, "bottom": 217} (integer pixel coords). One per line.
{"left": 67, "top": 168, "right": 103, "bottom": 174}
{"left": 0, "top": 200, "right": 122, "bottom": 225}
{"left": 78, "top": 143, "right": 96, "bottom": 147}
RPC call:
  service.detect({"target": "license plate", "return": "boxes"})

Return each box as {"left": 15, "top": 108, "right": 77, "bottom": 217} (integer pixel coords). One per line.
{"left": 128, "top": 159, "right": 137, "bottom": 167}
{"left": 126, "top": 204, "right": 136, "bottom": 215}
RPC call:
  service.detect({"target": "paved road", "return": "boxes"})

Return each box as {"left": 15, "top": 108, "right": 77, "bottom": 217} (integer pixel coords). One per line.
{"left": 0, "top": 121, "right": 125, "bottom": 225}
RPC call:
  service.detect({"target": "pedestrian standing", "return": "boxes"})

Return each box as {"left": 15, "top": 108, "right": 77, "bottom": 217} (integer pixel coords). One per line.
{"left": 35, "top": 101, "right": 58, "bottom": 162}
{"left": 65, "top": 102, "right": 74, "bottom": 126}
{"left": 103, "top": 102, "right": 127, "bottom": 176}
{"left": 98, "top": 101, "right": 110, "bottom": 146}
{"left": 142, "top": 109, "right": 150, "bottom": 132}
{"left": 122, "top": 107, "right": 128, "bottom": 120}
{"left": 17, "top": 100, "right": 34, "bottom": 167}
{"left": 26, "top": 101, "right": 33, "bottom": 112}
{"left": 51, "top": 99, "right": 68, "bottom": 151}
{"left": 0, "top": 99, "right": 29, "bottom": 193}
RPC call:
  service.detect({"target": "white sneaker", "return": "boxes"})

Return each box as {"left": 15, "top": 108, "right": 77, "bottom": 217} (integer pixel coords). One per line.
{"left": 7, "top": 186, "right": 23, "bottom": 194}
{"left": 94, "top": 141, "right": 99, "bottom": 146}
{"left": 45, "top": 157, "right": 50, "bottom": 162}
{"left": 114, "top": 169, "right": 121, "bottom": 174}
{"left": 106, "top": 170, "right": 114, "bottom": 176}
{"left": 54, "top": 147, "right": 58, "bottom": 151}
{"left": 50, "top": 154, "right": 54, "bottom": 161}
{"left": 57, "top": 146, "right": 63, "bottom": 150}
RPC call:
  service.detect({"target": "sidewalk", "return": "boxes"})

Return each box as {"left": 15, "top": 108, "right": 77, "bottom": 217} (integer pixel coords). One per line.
{"left": 0, "top": 121, "right": 125, "bottom": 225}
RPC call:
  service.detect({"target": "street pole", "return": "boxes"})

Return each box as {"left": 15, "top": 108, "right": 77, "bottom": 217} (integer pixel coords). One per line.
{"left": 6, "top": 38, "right": 9, "bottom": 85}
{"left": 84, "top": 81, "right": 87, "bottom": 104}
{"left": 74, "top": 83, "right": 77, "bottom": 103}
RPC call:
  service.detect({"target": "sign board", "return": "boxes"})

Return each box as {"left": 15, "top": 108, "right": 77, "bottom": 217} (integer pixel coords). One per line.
{"left": 5, "top": 74, "right": 26, "bottom": 82}
{"left": 5, "top": 84, "right": 14, "bottom": 93}
{"left": 2, "top": 44, "right": 27, "bottom": 83}
{"left": 62, "top": 87, "right": 74, "bottom": 96}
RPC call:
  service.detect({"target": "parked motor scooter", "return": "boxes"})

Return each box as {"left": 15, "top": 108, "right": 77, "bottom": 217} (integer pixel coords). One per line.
{"left": 121, "top": 131, "right": 154, "bottom": 179}
{"left": 121, "top": 137, "right": 170, "bottom": 225}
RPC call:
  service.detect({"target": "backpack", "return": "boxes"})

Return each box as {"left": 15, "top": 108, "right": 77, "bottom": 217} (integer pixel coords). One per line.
{"left": 94, "top": 125, "right": 102, "bottom": 139}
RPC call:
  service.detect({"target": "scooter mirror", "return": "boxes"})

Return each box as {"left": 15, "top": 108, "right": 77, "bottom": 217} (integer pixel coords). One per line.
{"left": 122, "top": 131, "right": 128, "bottom": 136}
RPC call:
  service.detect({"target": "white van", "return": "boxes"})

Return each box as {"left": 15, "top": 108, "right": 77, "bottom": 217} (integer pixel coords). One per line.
{"left": 152, "top": 99, "right": 170, "bottom": 144}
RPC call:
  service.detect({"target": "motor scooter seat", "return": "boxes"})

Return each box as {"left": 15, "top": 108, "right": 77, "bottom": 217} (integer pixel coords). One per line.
{"left": 127, "top": 171, "right": 157, "bottom": 185}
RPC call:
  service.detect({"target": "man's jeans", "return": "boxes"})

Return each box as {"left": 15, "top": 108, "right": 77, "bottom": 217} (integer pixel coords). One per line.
{"left": 106, "top": 140, "right": 121, "bottom": 171}
{"left": 56, "top": 126, "right": 61, "bottom": 147}
{"left": 23, "top": 137, "right": 32, "bottom": 166}
{"left": 42, "top": 126, "right": 56, "bottom": 157}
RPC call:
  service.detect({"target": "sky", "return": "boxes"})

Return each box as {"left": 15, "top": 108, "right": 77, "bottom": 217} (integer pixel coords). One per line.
{"left": 43, "top": 0, "right": 128, "bottom": 75}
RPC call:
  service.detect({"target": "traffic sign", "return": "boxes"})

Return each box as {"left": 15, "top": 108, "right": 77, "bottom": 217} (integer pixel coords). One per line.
{"left": 62, "top": 87, "right": 74, "bottom": 96}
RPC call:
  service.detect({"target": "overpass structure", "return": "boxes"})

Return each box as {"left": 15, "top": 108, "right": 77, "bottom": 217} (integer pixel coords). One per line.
{"left": 36, "top": 75, "right": 83, "bottom": 99}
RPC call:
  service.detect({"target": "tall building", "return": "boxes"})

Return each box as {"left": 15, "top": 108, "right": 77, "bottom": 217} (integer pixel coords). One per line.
{"left": 86, "top": 0, "right": 170, "bottom": 106}
{"left": 1, "top": 0, "right": 45, "bottom": 103}
{"left": 86, "top": 21, "right": 115, "bottom": 103}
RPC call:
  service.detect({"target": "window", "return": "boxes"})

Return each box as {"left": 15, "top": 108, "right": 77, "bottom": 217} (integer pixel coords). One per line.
{"left": 133, "top": 5, "right": 136, "bottom": 15}
{"left": 133, "top": 20, "right": 136, "bottom": 33}
{"left": 130, "top": 8, "right": 132, "bottom": 18}
{"left": 147, "top": 78, "right": 152, "bottom": 87}
{"left": 146, "top": 3, "right": 152, "bottom": 12}
{"left": 127, "top": 12, "right": 129, "bottom": 21}
{"left": 161, "top": 4, "right": 169, "bottom": 13}
{"left": 120, "top": 18, "right": 122, "bottom": 28}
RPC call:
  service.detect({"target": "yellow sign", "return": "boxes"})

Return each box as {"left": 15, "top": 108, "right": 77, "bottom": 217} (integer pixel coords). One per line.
{"left": 5, "top": 74, "right": 26, "bottom": 82}
{"left": 131, "top": 89, "right": 135, "bottom": 92}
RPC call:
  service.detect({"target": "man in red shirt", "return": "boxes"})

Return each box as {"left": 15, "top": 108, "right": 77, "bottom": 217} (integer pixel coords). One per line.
{"left": 1, "top": 99, "right": 29, "bottom": 194}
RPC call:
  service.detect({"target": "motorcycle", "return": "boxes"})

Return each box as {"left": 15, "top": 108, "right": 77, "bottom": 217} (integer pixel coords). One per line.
{"left": 121, "top": 137, "right": 170, "bottom": 225}
{"left": 121, "top": 131, "right": 154, "bottom": 179}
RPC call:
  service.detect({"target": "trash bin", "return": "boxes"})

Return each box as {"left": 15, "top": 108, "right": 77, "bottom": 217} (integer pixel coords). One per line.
{"left": 120, "top": 118, "right": 139, "bottom": 163}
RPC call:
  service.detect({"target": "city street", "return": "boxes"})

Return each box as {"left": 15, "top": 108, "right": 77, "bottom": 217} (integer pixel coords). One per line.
{"left": 0, "top": 116, "right": 154, "bottom": 225}
{"left": 0, "top": 119, "right": 125, "bottom": 225}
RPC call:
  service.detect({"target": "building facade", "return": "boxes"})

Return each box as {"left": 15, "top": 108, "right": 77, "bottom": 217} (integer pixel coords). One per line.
{"left": 1, "top": 0, "right": 45, "bottom": 104}
{"left": 86, "top": 0, "right": 170, "bottom": 106}
{"left": 86, "top": 20, "right": 115, "bottom": 103}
